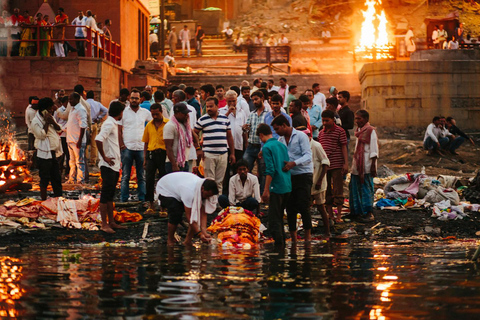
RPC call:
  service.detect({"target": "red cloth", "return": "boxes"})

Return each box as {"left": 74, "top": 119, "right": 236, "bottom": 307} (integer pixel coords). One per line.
{"left": 354, "top": 122, "right": 375, "bottom": 180}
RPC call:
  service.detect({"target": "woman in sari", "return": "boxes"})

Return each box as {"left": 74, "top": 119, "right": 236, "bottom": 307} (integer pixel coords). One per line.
{"left": 19, "top": 11, "right": 34, "bottom": 56}
{"left": 36, "top": 13, "right": 51, "bottom": 57}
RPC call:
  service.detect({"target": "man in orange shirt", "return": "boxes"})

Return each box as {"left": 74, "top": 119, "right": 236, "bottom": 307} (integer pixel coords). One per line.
{"left": 53, "top": 7, "right": 68, "bottom": 57}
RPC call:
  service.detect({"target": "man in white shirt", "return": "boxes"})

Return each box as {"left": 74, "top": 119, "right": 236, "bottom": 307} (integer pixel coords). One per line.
{"left": 118, "top": 89, "right": 152, "bottom": 202}
{"left": 156, "top": 172, "right": 219, "bottom": 246}
{"left": 349, "top": 110, "right": 378, "bottom": 223}
{"left": 219, "top": 90, "right": 247, "bottom": 191}
{"left": 432, "top": 25, "right": 439, "bottom": 49}
{"left": 149, "top": 30, "right": 158, "bottom": 45}
{"left": 279, "top": 34, "right": 289, "bottom": 45}
{"left": 86, "top": 90, "right": 107, "bottom": 166}
{"left": 95, "top": 101, "right": 127, "bottom": 233}
{"left": 223, "top": 26, "right": 233, "bottom": 39}
{"left": 164, "top": 103, "right": 200, "bottom": 173}
{"left": 85, "top": 10, "right": 99, "bottom": 56}
{"left": 233, "top": 34, "right": 243, "bottom": 53}
{"left": 312, "top": 83, "right": 327, "bottom": 111}
{"left": 423, "top": 116, "right": 453, "bottom": 155}
{"left": 169, "top": 90, "right": 198, "bottom": 170}
{"left": 25, "top": 96, "right": 39, "bottom": 151}
{"left": 110, "top": 88, "right": 131, "bottom": 109}
{"left": 54, "top": 96, "right": 70, "bottom": 177}
{"left": 218, "top": 159, "right": 260, "bottom": 212}
{"left": 71, "top": 11, "right": 87, "bottom": 56}
{"left": 267, "top": 79, "right": 280, "bottom": 92}
{"left": 31, "top": 97, "right": 63, "bottom": 200}
{"left": 66, "top": 92, "right": 88, "bottom": 184}
{"left": 179, "top": 25, "right": 191, "bottom": 58}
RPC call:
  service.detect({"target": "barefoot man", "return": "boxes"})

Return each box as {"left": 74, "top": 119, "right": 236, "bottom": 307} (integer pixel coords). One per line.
{"left": 95, "top": 101, "right": 127, "bottom": 233}
{"left": 156, "top": 172, "right": 219, "bottom": 246}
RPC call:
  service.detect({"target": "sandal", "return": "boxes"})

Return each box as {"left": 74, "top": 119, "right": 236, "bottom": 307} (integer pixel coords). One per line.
{"left": 144, "top": 208, "right": 155, "bottom": 215}
{"left": 159, "top": 211, "right": 168, "bottom": 218}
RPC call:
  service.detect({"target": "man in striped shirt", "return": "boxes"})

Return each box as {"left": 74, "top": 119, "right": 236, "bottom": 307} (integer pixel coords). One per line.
{"left": 194, "top": 97, "right": 236, "bottom": 194}
{"left": 318, "top": 110, "right": 348, "bottom": 224}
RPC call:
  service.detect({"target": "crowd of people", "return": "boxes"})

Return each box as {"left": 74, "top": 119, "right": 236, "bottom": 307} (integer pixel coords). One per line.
{"left": 0, "top": 7, "right": 111, "bottom": 57}
{"left": 26, "top": 77, "right": 379, "bottom": 247}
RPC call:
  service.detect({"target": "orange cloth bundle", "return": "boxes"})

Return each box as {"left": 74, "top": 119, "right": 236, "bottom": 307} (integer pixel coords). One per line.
{"left": 113, "top": 210, "right": 143, "bottom": 223}
{"left": 208, "top": 207, "right": 261, "bottom": 247}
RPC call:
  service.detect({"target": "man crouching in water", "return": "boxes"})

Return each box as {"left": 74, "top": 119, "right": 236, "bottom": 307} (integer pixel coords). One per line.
{"left": 156, "top": 172, "right": 219, "bottom": 245}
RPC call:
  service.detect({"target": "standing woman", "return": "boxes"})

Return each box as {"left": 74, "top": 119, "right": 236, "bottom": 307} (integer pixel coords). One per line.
{"left": 43, "top": 15, "right": 52, "bottom": 56}
{"left": 36, "top": 13, "right": 50, "bottom": 57}
{"left": 19, "top": 11, "right": 34, "bottom": 56}
{"left": 404, "top": 26, "right": 416, "bottom": 57}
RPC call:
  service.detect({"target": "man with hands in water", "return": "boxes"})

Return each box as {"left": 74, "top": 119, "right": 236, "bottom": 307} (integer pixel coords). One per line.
{"left": 156, "top": 172, "right": 219, "bottom": 246}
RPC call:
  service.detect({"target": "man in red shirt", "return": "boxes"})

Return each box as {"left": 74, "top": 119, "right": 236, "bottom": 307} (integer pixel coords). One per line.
{"left": 53, "top": 7, "right": 68, "bottom": 57}
{"left": 9, "top": 8, "right": 24, "bottom": 56}
{"left": 318, "top": 110, "right": 348, "bottom": 224}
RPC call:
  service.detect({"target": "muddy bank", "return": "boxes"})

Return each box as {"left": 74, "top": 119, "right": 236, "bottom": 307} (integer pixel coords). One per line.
{"left": 1, "top": 205, "right": 479, "bottom": 249}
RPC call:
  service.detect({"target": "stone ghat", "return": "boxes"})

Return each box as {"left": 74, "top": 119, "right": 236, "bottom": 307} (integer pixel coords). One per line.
{"left": 359, "top": 51, "right": 480, "bottom": 130}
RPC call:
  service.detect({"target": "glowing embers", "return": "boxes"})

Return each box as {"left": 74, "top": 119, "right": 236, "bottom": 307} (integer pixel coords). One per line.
{"left": 355, "top": 0, "right": 395, "bottom": 61}
{"left": 0, "top": 257, "right": 25, "bottom": 318}
{"left": 0, "top": 109, "right": 32, "bottom": 192}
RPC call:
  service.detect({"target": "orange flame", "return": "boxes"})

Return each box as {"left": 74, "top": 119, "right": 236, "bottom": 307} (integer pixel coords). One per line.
{"left": 355, "top": 0, "right": 394, "bottom": 60}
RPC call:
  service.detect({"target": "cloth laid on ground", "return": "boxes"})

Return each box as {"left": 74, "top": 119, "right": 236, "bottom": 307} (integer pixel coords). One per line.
{"left": 0, "top": 197, "right": 104, "bottom": 230}
{"left": 208, "top": 207, "right": 261, "bottom": 248}
{"left": 437, "top": 175, "right": 458, "bottom": 189}
{"left": 57, "top": 197, "right": 81, "bottom": 229}
{"left": 431, "top": 200, "right": 468, "bottom": 220}
{"left": 424, "top": 186, "right": 460, "bottom": 205}
{"left": 376, "top": 198, "right": 397, "bottom": 208}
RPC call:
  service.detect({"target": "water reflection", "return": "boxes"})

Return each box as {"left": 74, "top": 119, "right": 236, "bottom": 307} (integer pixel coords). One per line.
{"left": 0, "top": 242, "right": 479, "bottom": 319}
{"left": 0, "top": 256, "right": 24, "bottom": 318}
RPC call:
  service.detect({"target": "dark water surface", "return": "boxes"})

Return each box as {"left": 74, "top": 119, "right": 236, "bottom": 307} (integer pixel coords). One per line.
{"left": 1, "top": 241, "right": 480, "bottom": 319}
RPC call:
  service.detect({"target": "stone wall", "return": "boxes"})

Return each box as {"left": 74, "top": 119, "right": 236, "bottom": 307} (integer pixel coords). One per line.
{"left": 0, "top": 57, "right": 127, "bottom": 126}
{"left": 358, "top": 59, "right": 480, "bottom": 129}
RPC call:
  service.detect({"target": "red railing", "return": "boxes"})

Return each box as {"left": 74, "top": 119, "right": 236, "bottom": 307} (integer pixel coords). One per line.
{"left": 0, "top": 25, "right": 121, "bottom": 66}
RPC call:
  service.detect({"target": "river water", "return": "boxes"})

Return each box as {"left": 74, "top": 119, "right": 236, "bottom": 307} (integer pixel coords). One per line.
{"left": 1, "top": 241, "right": 479, "bottom": 319}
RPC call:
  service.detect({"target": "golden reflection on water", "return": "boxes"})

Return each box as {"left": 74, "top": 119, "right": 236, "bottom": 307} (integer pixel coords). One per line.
{"left": 0, "top": 256, "right": 24, "bottom": 318}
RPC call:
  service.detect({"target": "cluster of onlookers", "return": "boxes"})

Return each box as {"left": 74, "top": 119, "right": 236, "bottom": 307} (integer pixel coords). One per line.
{"left": 232, "top": 33, "right": 289, "bottom": 53}
{"left": 26, "top": 77, "right": 382, "bottom": 246}
{"left": 423, "top": 115, "right": 474, "bottom": 156}
{"left": 0, "top": 7, "right": 111, "bottom": 57}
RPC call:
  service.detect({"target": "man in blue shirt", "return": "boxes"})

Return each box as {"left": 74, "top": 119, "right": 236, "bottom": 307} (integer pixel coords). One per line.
{"left": 264, "top": 94, "right": 292, "bottom": 139}
{"left": 185, "top": 86, "right": 201, "bottom": 119}
{"left": 140, "top": 91, "right": 152, "bottom": 111}
{"left": 256, "top": 123, "right": 291, "bottom": 247}
{"left": 301, "top": 91, "right": 322, "bottom": 139}
{"left": 272, "top": 115, "right": 314, "bottom": 242}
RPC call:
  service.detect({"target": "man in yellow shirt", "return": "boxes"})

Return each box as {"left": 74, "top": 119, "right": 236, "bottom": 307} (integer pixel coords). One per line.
{"left": 142, "top": 103, "right": 169, "bottom": 213}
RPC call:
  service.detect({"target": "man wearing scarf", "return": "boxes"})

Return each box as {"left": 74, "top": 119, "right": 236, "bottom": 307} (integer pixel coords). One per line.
{"left": 349, "top": 110, "right": 378, "bottom": 223}
{"left": 31, "top": 97, "right": 63, "bottom": 200}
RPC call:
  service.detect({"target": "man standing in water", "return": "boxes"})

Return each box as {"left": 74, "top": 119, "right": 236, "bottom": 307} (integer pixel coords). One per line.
{"left": 156, "top": 172, "right": 219, "bottom": 246}
{"left": 95, "top": 101, "right": 127, "bottom": 233}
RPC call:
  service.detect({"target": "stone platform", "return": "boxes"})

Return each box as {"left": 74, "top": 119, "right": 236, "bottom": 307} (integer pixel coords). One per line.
{"left": 359, "top": 50, "right": 480, "bottom": 130}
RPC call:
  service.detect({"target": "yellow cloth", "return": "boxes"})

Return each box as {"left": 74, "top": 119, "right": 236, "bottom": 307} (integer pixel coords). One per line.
{"left": 142, "top": 118, "right": 169, "bottom": 151}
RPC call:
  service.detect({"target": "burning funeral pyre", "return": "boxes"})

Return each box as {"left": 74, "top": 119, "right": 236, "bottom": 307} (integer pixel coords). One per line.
{"left": 354, "top": 0, "right": 396, "bottom": 61}
{"left": 0, "top": 108, "right": 32, "bottom": 193}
